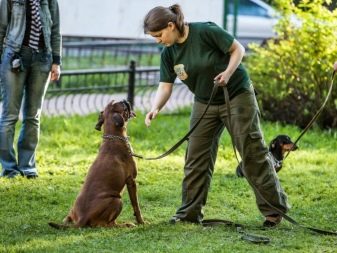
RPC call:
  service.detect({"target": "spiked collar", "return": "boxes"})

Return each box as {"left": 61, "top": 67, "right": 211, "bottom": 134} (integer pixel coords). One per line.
{"left": 102, "top": 134, "right": 133, "bottom": 156}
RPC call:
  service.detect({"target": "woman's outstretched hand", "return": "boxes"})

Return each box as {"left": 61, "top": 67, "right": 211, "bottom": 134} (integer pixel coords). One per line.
{"left": 145, "top": 109, "right": 159, "bottom": 127}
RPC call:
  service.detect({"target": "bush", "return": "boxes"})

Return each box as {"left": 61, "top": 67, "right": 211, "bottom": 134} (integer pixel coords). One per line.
{"left": 246, "top": 0, "right": 337, "bottom": 128}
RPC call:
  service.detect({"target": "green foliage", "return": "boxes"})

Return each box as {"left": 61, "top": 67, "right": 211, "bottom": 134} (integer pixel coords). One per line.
{"left": 266, "top": 0, "right": 337, "bottom": 11}
{"left": 246, "top": 0, "right": 337, "bottom": 128}
{"left": 0, "top": 113, "right": 337, "bottom": 252}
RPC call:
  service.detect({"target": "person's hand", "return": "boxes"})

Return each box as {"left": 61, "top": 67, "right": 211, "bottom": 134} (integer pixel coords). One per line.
{"left": 51, "top": 64, "right": 61, "bottom": 81}
{"left": 333, "top": 61, "right": 337, "bottom": 71}
{"left": 214, "top": 71, "right": 230, "bottom": 86}
{"left": 145, "top": 109, "right": 159, "bottom": 127}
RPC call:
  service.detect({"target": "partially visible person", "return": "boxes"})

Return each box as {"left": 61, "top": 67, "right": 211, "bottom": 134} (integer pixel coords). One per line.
{"left": 0, "top": 0, "right": 62, "bottom": 178}
{"left": 143, "top": 4, "right": 289, "bottom": 227}
{"left": 334, "top": 61, "right": 337, "bottom": 71}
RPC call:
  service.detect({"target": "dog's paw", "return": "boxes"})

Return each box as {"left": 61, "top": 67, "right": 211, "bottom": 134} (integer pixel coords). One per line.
{"left": 135, "top": 214, "right": 145, "bottom": 225}
{"left": 123, "top": 222, "right": 136, "bottom": 228}
{"left": 137, "top": 219, "right": 148, "bottom": 225}
{"left": 140, "top": 220, "right": 150, "bottom": 225}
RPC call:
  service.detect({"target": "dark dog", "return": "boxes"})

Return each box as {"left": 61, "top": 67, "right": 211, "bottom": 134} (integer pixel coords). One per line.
{"left": 236, "top": 135, "right": 298, "bottom": 177}
{"left": 49, "top": 100, "right": 144, "bottom": 228}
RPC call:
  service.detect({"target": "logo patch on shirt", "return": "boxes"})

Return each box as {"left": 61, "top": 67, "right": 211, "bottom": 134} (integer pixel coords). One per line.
{"left": 174, "top": 64, "right": 188, "bottom": 81}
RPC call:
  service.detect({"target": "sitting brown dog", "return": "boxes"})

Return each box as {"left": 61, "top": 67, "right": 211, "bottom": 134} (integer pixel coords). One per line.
{"left": 49, "top": 100, "right": 144, "bottom": 228}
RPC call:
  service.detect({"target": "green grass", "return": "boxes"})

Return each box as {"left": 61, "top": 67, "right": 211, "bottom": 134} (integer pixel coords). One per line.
{"left": 1, "top": 111, "right": 337, "bottom": 253}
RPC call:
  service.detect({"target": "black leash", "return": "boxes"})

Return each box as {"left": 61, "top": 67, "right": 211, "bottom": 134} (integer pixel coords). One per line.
{"left": 222, "top": 83, "right": 337, "bottom": 236}
{"left": 201, "top": 85, "right": 273, "bottom": 244}
{"left": 284, "top": 70, "right": 336, "bottom": 160}
{"left": 132, "top": 81, "right": 274, "bottom": 242}
{"left": 202, "top": 218, "right": 271, "bottom": 244}
{"left": 133, "top": 73, "right": 337, "bottom": 241}
{"left": 132, "top": 83, "right": 219, "bottom": 160}
{"left": 203, "top": 81, "right": 337, "bottom": 243}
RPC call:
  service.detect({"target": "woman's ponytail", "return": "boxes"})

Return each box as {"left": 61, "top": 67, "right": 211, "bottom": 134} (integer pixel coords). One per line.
{"left": 143, "top": 4, "right": 186, "bottom": 36}
{"left": 168, "top": 4, "right": 185, "bottom": 36}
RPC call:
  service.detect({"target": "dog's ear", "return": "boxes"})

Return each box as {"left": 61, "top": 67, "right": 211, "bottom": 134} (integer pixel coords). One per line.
{"left": 122, "top": 99, "right": 136, "bottom": 119}
{"left": 112, "top": 113, "right": 125, "bottom": 128}
{"left": 95, "top": 111, "right": 104, "bottom": 131}
{"left": 130, "top": 111, "right": 136, "bottom": 118}
{"left": 270, "top": 139, "right": 278, "bottom": 150}
{"left": 123, "top": 99, "right": 131, "bottom": 112}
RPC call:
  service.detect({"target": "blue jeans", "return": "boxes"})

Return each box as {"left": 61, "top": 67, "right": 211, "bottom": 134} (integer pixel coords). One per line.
{"left": 0, "top": 46, "right": 51, "bottom": 177}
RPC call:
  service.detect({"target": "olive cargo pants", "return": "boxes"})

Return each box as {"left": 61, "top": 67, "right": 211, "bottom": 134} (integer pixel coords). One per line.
{"left": 172, "top": 86, "right": 289, "bottom": 222}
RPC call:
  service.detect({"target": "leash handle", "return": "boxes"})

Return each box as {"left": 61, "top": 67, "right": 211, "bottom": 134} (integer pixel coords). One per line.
{"left": 132, "top": 83, "right": 220, "bottom": 160}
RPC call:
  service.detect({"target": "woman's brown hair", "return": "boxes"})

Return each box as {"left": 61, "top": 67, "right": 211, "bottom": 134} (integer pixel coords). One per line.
{"left": 143, "top": 4, "right": 186, "bottom": 36}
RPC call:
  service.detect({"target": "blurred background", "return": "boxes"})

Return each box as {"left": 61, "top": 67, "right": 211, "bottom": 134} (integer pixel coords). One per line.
{"left": 59, "top": 0, "right": 279, "bottom": 48}
{"left": 2, "top": 0, "right": 336, "bottom": 129}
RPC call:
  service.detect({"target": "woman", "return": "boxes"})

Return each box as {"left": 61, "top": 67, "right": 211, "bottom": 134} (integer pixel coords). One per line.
{"left": 0, "top": 0, "right": 61, "bottom": 178}
{"left": 143, "top": 4, "right": 289, "bottom": 227}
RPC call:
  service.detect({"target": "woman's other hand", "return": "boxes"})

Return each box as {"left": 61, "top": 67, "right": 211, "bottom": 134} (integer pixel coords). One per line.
{"left": 214, "top": 71, "right": 230, "bottom": 86}
{"left": 51, "top": 64, "right": 61, "bottom": 81}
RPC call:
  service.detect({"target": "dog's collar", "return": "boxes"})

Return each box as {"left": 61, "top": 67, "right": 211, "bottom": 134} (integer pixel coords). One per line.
{"left": 103, "top": 134, "right": 129, "bottom": 142}
{"left": 102, "top": 134, "right": 133, "bottom": 155}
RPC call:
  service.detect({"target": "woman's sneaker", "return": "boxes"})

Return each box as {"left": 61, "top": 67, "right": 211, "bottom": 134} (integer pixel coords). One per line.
{"left": 263, "top": 214, "right": 282, "bottom": 228}
{"left": 169, "top": 216, "right": 201, "bottom": 225}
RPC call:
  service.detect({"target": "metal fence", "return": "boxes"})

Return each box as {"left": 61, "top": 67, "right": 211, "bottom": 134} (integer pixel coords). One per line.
{"left": 0, "top": 39, "right": 193, "bottom": 117}
{"left": 62, "top": 39, "right": 162, "bottom": 70}
{"left": 43, "top": 61, "right": 193, "bottom": 116}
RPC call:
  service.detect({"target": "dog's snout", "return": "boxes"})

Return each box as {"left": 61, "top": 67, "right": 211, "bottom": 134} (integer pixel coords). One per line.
{"left": 282, "top": 143, "right": 298, "bottom": 152}
{"left": 291, "top": 143, "right": 298, "bottom": 150}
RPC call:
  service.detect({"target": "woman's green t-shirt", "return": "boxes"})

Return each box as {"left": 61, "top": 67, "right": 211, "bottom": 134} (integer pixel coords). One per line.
{"left": 160, "top": 22, "right": 251, "bottom": 104}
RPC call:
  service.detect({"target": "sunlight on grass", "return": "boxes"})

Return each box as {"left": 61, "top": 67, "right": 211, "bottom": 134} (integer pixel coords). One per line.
{"left": 1, "top": 113, "right": 337, "bottom": 253}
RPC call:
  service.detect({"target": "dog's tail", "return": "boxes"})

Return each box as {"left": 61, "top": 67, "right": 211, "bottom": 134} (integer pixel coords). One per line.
{"left": 48, "top": 222, "right": 72, "bottom": 230}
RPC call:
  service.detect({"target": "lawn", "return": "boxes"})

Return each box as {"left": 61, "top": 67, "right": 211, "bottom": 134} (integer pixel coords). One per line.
{"left": 0, "top": 110, "right": 337, "bottom": 253}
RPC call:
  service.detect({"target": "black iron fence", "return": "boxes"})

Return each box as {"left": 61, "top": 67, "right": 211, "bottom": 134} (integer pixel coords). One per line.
{"left": 43, "top": 61, "right": 193, "bottom": 116}
{"left": 62, "top": 39, "right": 162, "bottom": 70}
{"left": 0, "top": 40, "right": 193, "bottom": 116}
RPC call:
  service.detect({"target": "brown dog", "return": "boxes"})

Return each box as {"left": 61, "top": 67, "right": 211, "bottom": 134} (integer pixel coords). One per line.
{"left": 49, "top": 100, "right": 144, "bottom": 228}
